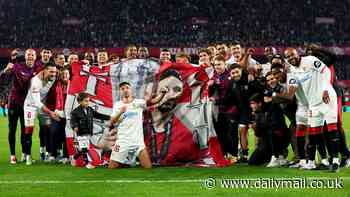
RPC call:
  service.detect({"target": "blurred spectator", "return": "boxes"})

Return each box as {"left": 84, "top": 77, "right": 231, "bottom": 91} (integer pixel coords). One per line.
{"left": 0, "top": 0, "right": 349, "bottom": 47}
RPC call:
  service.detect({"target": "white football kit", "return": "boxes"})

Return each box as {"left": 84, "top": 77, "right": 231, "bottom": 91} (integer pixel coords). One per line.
{"left": 301, "top": 56, "right": 337, "bottom": 127}
{"left": 24, "top": 75, "right": 55, "bottom": 127}
{"left": 287, "top": 65, "right": 309, "bottom": 126}
{"left": 289, "top": 56, "right": 338, "bottom": 127}
{"left": 110, "top": 99, "right": 147, "bottom": 165}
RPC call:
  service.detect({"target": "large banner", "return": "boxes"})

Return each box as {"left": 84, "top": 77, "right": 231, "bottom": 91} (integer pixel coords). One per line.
{"left": 65, "top": 59, "right": 229, "bottom": 167}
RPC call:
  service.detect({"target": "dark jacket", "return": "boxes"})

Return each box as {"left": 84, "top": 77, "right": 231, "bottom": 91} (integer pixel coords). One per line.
{"left": 70, "top": 105, "right": 108, "bottom": 136}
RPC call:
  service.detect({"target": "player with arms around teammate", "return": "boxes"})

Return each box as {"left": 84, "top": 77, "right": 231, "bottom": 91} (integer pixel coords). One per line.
{"left": 108, "top": 82, "right": 168, "bottom": 169}
{"left": 279, "top": 48, "right": 340, "bottom": 172}
{"left": 23, "top": 62, "right": 59, "bottom": 165}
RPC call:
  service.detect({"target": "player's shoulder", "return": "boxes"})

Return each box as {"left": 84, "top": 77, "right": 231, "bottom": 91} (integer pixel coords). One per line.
{"left": 301, "top": 55, "right": 324, "bottom": 67}
{"left": 31, "top": 75, "right": 42, "bottom": 84}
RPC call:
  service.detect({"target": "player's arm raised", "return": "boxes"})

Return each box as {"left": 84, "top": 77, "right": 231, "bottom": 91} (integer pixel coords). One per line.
{"left": 2, "top": 62, "right": 14, "bottom": 74}
{"left": 146, "top": 86, "right": 169, "bottom": 106}
{"left": 238, "top": 48, "right": 254, "bottom": 70}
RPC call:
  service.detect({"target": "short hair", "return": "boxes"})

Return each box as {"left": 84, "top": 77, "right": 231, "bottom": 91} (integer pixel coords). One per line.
{"left": 43, "top": 62, "right": 56, "bottom": 69}
{"left": 159, "top": 69, "right": 182, "bottom": 81}
{"left": 198, "top": 48, "right": 212, "bottom": 56}
{"left": 230, "top": 40, "right": 241, "bottom": 47}
{"left": 68, "top": 52, "right": 79, "bottom": 57}
{"left": 77, "top": 92, "right": 90, "bottom": 102}
{"left": 265, "top": 71, "right": 274, "bottom": 78}
{"left": 228, "top": 63, "right": 241, "bottom": 70}
{"left": 305, "top": 43, "right": 321, "bottom": 53}
{"left": 54, "top": 52, "right": 65, "bottom": 58}
{"left": 110, "top": 53, "right": 119, "bottom": 59}
{"left": 41, "top": 48, "right": 52, "bottom": 52}
{"left": 175, "top": 51, "right": 191, "bottom": 62}
{"left": 249, "top": 93, "right": 263, "bottom": 103}
{"left": 271, "top": 62, "right": 284, "bottom": 70}
{"left": 118, "top": 81, "right": 131, "bottom": 88}
{"left": 213, "top": 54, "right": 225, "bottom": 62}
{"left": 97, "top": 48, "right": 108, "bottom": 54}
{"left": 271, "top": 54, "right": 284, "bottom": 63}
{"left": 161, "top": 48, "right": 170, "bottom": 53}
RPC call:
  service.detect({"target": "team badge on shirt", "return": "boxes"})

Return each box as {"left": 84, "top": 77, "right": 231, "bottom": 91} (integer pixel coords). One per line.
{"left": 314, "top": 61, "right": 321, "bottom": 68}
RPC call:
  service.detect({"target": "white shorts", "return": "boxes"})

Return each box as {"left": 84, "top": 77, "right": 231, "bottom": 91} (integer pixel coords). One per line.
{"left": 110, "top": 143, "right": 145, "bottom": 166}
{"left": 308, "top": 100, "right": 338, "bottom": 128}
{"left": 296, "top": 105, "right": 308, "bottom": 126}
{"left": 24, "top": 106, "right": 51, "bottom": 127}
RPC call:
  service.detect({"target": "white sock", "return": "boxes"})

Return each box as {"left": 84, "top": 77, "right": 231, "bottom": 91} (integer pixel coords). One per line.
{"left": 321, "top": 158, "right": 329, "bottom": 165}
{"left": 333, "top": 157, "right": 340, "bottom": 165}
{"left": 26, "top": 155, "right": 31, "bottom": 160}
{"left": 40, "top": 147, "right": 45, "bottom": 153}
{"left": 308, "top": 160, "right": 315, "bottom": 165}
{"left": 300, "top": 159, "right": 307, "bottom": 164}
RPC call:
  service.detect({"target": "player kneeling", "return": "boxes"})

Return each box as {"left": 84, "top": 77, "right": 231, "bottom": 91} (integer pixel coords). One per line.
{"left": 108, "top": 82, "right": 167, "bottom": 169}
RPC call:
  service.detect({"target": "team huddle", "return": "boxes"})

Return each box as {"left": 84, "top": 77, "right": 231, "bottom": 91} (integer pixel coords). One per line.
{"left": 1, "top": 43, "right": 349, "bottom": 172}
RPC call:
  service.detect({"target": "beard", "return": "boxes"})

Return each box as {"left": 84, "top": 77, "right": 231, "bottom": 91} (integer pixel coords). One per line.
{"left": 48, "top": 76, "right": 56, "bottom": 81}
{"left": 158, "top": 100, "right": 177, "bottom": 113}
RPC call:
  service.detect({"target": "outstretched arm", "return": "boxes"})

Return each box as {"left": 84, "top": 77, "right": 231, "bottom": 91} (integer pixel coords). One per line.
{"left": 238, "top": 48, "right": 255, "bottom": 70}
{"left": 146, "top": 87, "right": 169, "bottom": 106}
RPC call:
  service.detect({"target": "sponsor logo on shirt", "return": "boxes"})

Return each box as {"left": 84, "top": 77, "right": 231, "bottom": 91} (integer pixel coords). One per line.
{"left": 299, "top": 72, "right": 312, "bottom": 84}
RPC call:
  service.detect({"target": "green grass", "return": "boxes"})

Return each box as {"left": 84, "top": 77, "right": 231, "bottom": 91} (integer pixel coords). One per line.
{"left": 0, "top": 114, "right": 349, "bottom": 197}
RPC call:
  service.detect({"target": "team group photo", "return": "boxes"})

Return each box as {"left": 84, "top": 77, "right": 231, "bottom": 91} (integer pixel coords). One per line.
{"left": 0, "top": 0, "right": 349, "bottom": 196}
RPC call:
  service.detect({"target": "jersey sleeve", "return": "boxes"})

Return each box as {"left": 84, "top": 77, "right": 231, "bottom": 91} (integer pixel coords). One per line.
{"left": 319, "top": 66, "right": 332, "bottom": 92}
{"left": 310, "top": 56, "right": 327, "bottom": 73}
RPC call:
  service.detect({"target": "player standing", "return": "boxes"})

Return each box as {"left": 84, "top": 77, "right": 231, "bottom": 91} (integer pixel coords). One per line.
{"left": 23, "top": 63, "right": 59, "bottom": 165}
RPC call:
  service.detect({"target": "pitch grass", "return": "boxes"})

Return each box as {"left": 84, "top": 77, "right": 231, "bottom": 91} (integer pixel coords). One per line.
{"left": 0, "top": 114, "right": 349, "bottom": 197}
